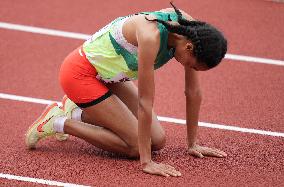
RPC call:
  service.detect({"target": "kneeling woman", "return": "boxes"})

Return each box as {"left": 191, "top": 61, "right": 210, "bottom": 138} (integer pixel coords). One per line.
{"left": 26, "top": 2, "right": 227, "bottom": 177}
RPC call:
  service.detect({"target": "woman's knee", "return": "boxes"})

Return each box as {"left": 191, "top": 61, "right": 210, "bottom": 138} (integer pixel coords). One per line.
{"left": 126, "top": 135, "right": 165, "bottom": 158}
{"left": 127, "top": 145, "right": 139, "bottom": 158}
{"left": 151, "top": 118, "right": 166, "bottom": 151}
{"left": 152, "top": 132, "right": 166, "bottom": 151}
{"left": 128, "top": 139, "right": 167, "bottom": 157}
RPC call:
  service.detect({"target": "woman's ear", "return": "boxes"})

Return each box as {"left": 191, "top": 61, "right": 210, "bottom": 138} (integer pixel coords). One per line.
{"left": 186, "top": 42, "right": 194, "bottom": 52}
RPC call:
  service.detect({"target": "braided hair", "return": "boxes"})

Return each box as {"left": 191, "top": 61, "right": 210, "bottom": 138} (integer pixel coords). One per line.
{"left": 145, "top": 2, "right": 227, "bottom": 69}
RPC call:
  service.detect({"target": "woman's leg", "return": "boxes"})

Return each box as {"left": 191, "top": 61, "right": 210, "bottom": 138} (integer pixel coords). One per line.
{"left": 63, "top": 81, "right": 166, "bottom": 156}
{"left": 106, "top": 81, "right": 166, "bottom": 151}
{"left": 63, "top": 94, "right": 140, "bottom": 157}
{"left": 62, "top": 81, "right": 167, "bottom": 156}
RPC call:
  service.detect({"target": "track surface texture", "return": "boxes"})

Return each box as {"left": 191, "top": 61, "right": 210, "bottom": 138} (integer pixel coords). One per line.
{"left": 0, "top": 0, "right": 283, "bottom": 186}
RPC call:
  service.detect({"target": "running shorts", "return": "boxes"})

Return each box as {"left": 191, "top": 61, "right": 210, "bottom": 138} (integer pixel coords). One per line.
{"left": 59, "top": 46, "right": 112, "bottom": 108}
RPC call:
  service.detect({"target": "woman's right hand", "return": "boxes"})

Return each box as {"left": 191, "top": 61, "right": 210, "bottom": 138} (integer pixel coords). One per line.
{"left": 142, "top": 160, "right": 182, "bottom": 177}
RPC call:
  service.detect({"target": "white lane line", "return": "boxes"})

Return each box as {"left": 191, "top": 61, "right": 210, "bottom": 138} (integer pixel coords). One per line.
{"left": 157, "top": 116, "right": 284, "bottom": 137}
{"left": 1, "top": 93, "right": 283, "bottom": 138}
{"left": 0, "top": 22, "right": 89, "bottom": 40}
{"left": 225, "top": 54, "right": 284, "bottom": 66}
{"left": 0, "top": 93, "right": 62, "bottom": 106}
{"left": 0, "top": 22, "right": 283, "bottom": 66}
{"left": 0, "top": 173, "right": 90, "bottom": 187}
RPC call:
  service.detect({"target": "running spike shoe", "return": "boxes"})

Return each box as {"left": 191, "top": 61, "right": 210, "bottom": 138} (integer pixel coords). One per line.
{"left": 55, "top": 95, "right": 79, "bottom": 141}
{"left": 25, "top": 103, "right": 65, "bottom": 149}
{"left": 61, "top": 95, "right": 79, "bottom": 119}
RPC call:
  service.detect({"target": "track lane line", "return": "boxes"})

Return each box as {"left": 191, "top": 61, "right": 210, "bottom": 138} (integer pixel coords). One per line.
{"left": 1, "top": 93, "right": 283, "bottom": 137}
{"left": 158, "top": 117, "right": 284, "bottom": 137}
{"left": 0, "top": 22, "right": 283, "bottom": 66}
{"left": 0, "top": 173, "right": 90, "bottom": 187}
{"left": 0, "top": 22, "right": 89, "bottom": 40}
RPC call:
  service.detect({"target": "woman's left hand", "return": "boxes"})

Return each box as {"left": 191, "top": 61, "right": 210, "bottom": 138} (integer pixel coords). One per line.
{"left": 188, "top": 144, "right": 227, "bottom": 158}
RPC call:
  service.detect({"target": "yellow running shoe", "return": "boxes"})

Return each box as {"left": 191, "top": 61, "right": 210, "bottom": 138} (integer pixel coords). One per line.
{"left": 54, "top": 95, "right": 78, "bottom": 141}
{"left": 25, "top": 103, "right": 65, "bottom": 149}
{"left": 61, "top": 95, "right": 79, "bottom": 119}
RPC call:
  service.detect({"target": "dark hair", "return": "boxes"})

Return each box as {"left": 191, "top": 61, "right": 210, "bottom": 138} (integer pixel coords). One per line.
{"left": 145, "top": 2, "right": 227, "bottom": 69}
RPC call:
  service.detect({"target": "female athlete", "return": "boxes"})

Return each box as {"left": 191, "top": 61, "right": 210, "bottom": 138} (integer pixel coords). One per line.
{"left": 26, "top": 2, "right": 228, "bottom": 177}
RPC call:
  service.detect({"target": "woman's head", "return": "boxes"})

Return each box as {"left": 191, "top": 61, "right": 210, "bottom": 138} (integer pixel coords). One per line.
{"left": 146, "top": 2, "right": 227, "bottom": 70}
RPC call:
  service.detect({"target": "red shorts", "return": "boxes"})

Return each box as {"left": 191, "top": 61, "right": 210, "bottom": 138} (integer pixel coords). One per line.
{"left": 59, "top": 46, "right": 112, "bottom": 108}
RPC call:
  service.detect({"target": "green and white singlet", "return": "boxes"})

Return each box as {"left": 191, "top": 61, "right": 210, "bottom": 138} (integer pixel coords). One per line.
{"left": 82, "top": 11, "right": 179, "bottom": 83}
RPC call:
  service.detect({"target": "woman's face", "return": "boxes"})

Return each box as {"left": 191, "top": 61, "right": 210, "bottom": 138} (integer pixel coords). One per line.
{"left": 174, "top": 41, "right": 209, "bottom": 71}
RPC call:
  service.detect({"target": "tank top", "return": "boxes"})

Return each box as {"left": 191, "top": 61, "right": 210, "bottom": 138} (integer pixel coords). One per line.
{"left": 82, "top": 11, "right": 179, "bottom": 83}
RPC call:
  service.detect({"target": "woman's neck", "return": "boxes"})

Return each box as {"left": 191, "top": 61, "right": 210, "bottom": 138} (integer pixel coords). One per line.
{"left": 168, "top": 32, "right": 182, "bottom": 48}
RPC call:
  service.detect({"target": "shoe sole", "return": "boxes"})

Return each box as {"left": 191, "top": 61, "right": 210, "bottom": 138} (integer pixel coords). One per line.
{"left": 25, "top": 103, "right": 58, "bottom": 149}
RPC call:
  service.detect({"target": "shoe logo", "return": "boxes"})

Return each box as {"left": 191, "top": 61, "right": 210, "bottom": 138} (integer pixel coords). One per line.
{"left": 37, "top": 116, "right": 54, "bottom": 132}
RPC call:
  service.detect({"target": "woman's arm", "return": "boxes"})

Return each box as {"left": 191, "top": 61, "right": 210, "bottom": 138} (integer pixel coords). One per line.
{"left": 136, "top": 18, "right": 181, "bottom": 177}
{"left": 184, "top": 66, "right": 227, "bottom": 158}
{"left": 137, "top": 26, "right": 158, "bottom": 166}
{"left": 184, "top": 66, "right": 202, "bottom": 147}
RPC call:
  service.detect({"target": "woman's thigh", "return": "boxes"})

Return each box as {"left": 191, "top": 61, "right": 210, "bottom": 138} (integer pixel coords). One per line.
{"left": 106, "top": 81, "right": 166, "bottom": 149}
{"left": 82, "top": 94, "right": 139, "bottom": 149}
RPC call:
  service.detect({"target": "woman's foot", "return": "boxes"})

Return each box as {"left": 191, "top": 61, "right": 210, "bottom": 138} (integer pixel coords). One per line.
{"left": 55, "top": 95, "right": 81, "bottom": 141}
{"left": 25, "top": 103, "right": 65, "bottom": 149}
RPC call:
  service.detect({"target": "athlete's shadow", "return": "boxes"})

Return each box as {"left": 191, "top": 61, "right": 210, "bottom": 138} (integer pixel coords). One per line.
{"left": 28, "top": 136, "right": 168, "bottom": 161}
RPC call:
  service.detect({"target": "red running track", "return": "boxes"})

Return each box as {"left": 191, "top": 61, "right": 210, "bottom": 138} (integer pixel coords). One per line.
{"left": 0, "top": 0, "right": 283, "bottom": 186}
